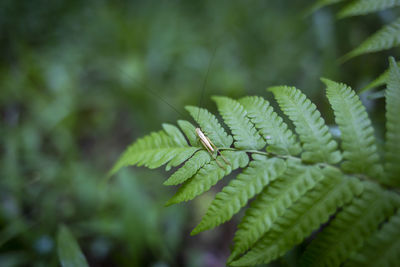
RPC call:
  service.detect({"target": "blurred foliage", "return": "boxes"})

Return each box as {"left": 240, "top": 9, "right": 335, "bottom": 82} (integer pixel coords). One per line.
{"left": 0, "top": 0, "right": 398, "bottom": 266}
{"left": 57, "top": 225, "right": 89, "bottom": 267}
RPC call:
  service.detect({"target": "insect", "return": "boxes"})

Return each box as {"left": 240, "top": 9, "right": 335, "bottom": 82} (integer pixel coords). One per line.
{"left": 195, "top": 127, "right": 230, "bottom": 169}
{"left": 117, "top": 48, "right": 231, "bottom": 169}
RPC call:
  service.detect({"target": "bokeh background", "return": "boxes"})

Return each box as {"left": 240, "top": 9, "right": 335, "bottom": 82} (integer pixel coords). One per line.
{"left": 0, "top": 0, "right": 398, "bottom": 266}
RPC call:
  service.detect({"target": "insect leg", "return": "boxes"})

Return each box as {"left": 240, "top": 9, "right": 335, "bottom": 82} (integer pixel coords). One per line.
{"left": 206, "top": 137, "right": 230, "bottom": 166}
{"left": 200, "top": 139, "right": 225, "bottom": 169}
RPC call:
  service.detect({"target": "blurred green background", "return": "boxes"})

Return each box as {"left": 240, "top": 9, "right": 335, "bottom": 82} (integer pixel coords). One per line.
{"left": 0, "top": 0, "right": 398, "bottom": 266}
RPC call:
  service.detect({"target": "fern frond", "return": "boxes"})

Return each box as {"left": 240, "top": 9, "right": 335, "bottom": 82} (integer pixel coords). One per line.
{"left": 110, "top": 127, "right": 197, "bottom": 175}
{"left": 341, "top": 17, "right": 400, "bottom": 62}
{"left": 323, "top": 78, "right": 383, "bottom": 178}
{"left": 229, "top": 160, "right": 323, "bottom": 262}
{"left": 177, "top": 120, "right": 201, "bottom": 147}
{"left": 191, "top": 156, "right": 286, "bottom": 235}
{"left": 238, "top": 96, "right": 301, "bottom": 155}
{"left": 269, "top": 86, "right": 341, "bottom": 164}
{"left": 230, "top": 167, "right": 363, "bottom": 266}
{"left": 165, "top": 151, "right": 249, "bottom": 206}
{"left": 112, "top": 71, "right": 398, "bottom": 266}
{"left": 185, "top": 106, "right": 233, "bottom": 148}
{"left": 338, "top": 0, "right": 400, "bottom": 18}
{"left": 344, "top": 208, "right": 400, "bottom": 267}
{"left": 385, "top": 57, "right": 400, "bottom": 186}
{"left": 164, "top": 150, "right": 211, "bottom": 186}
{"left": 212, "top": 96, "right": 265, "bottom": 150}
{"left": 300, "top": 182, "right": 396, "bottom": 267}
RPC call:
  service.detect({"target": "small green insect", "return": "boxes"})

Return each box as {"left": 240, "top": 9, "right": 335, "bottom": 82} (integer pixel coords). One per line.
{"left": 195, "top": 127, "right": 230, "bottom": 169}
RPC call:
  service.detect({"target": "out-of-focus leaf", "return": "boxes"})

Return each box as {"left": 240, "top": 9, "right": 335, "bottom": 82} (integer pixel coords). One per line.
{"left": 366, "top": 90, "right": 385, "bottom": 100}
{"left": 340, "top": 18, "right": 400, "bottom": 62}
{"left": 359, "top": 61, "right": 400, "bottom": 93}
{"left": 57, "top": 225, "right": 89, "bottom": 267}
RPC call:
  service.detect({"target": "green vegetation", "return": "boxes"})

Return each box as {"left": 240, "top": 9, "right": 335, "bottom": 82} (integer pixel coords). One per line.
{"left": 1, "top": 0, "right": 399, "bottom": 266}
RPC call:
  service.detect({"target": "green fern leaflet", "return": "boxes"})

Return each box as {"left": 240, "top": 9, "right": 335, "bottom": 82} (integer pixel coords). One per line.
{"left": 341, "top": 17, "right": 400, "bottom": 62}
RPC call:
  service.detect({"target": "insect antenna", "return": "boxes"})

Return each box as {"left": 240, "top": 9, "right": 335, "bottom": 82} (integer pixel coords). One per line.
{"left": 192, "top": 46, "right": 230, "bottom": 168}
{"left": 196, "top": 46, "right": 218, "bottom": 123}
{"left": 115, "top": 65, "right": 192, "bottom": 122}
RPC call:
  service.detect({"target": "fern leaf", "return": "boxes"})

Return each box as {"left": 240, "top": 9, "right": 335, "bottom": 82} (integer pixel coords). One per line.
{"left": 344, "top": 209, "right": 400, "bottom": 267}
{"left": 323, "top": 78, "right": 383, "bottom": 178}
{"left": 212, "top": 96, "right": 265, "bottom": 150}
{"left": 165, "top": 147, "right": 200, "bottom": 171}
{"left": 191, "top": 156, "right": 286, "bottom": 235}
{"left": 164, "top": 150, "right": 210, "bottom": 186}
{"left": 110, "top": 129, "right": 197, "bottom": 175}
{"left": 230, "top": 167, "right": 363, "bottom": 266}
{"left": 177, "top": 120, "right": 201, "bottom": 147}
{"left": 238, "top": 96, "right": 301, "bottom": 155}
{"left": 338, "top": 0, "right": 400, "bottom": 18}
{"left": 360, "top": 69, "right": 390, "bottom": 93}
{"left": 269, "top": 86, "right": 341, "bottom": 164}
{"left": 341, "top": 17, "right": 400, "bottom": 62}
{"left": 165, "top": 151, "right": 249, "bottom": 206}
{"left": 385, "top": 57, "right": 400, "bottom": 186}
{"left": 229, "top": 160, "right": 323, "bottom": 262}
{"left": 359, "top": 60, "right": 400, "bottom": 93}
{"left": 162, "top": 123, "right": 188, "bottom": 147}
{"left": 185, "top": 106, "right": 233, "bottom": 148}
{"left": 300, "top": 182, "right": 396, "bottom": 267}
